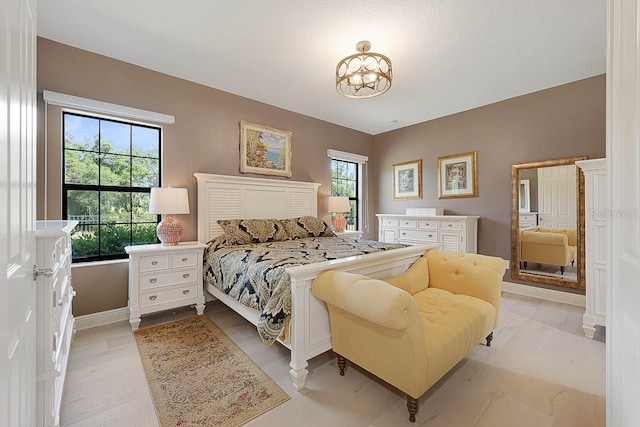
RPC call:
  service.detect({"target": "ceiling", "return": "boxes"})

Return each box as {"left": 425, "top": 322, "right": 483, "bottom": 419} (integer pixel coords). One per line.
{"left": 37, "top": 0, "right": 606, "bottom": 135}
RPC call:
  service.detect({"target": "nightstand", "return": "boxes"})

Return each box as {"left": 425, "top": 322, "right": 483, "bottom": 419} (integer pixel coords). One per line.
{"left": 335, "top": 230, "right": 363, "bottom": 240}
{"left": 125, "top": 241, "right": 207, "bottom": 330}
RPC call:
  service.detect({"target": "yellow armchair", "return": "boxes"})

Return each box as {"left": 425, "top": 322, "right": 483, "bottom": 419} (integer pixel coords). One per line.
{"left": 312, "top": 249, "right": 505, "bottom": 422}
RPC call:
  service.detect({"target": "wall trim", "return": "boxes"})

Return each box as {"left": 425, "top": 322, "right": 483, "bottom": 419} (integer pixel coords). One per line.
{"left": 74, "top": 307, "right": 129, "bottom": 331}
{"left": 501, "top": 281, "right": 586, "bottom": 307}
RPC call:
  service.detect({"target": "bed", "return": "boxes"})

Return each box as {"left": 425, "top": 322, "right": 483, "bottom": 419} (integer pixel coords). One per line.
{"left": 194, "top": 173, "right": 437, "bottom": 390}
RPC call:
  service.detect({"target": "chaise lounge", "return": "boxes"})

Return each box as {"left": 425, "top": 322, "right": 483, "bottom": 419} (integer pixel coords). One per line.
{"left": 520, "top": 227, "right": 577, "bottom": 274}
{"left": 312, "top": 249, "right": 506, "bottom": 422}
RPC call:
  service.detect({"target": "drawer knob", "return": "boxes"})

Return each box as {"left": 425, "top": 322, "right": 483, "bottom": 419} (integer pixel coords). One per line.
{"left": 182, "top": 258, "right": 188, "bottom": 262}
{"left": 182, "top": 290, "right": 190, "bottom": 295}
{"left": 448, "top": 224, "right": 452, "bottom": 227}
{"left": 428, "top": 234, "right": 433, "bottom": 238}
{"left": 183, "top": 273, "right": 190, "bottom": 279}
{"left": 402, "top": 232, "right": 406, "bottom": 236}
{"left": 151, "top": 261, "right": 158, "bottom": 265}
{"left": 149, "top": 295, "right": 157, "bottom": 301}
{"left": 149, "top": 278, "right": 157, "bottom": 283}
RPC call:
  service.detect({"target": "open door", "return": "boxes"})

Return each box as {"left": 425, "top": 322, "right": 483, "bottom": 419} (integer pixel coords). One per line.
{"left": 1, "top": 0, "right": 38, "bottom": 424}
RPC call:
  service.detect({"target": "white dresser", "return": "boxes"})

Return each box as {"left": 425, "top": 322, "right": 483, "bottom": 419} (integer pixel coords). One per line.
{"left": 125, "top": 241, "right": 207, "bottom": 330}
{"left": 376, "top": 214, "right": 479, "bottom": 253}
{"left": 519, "top": 212, "right": 538, "bottom": 228}
{"left": 576, "top": 158, "right": 607, "bottom": 339}
{"left": 35, "top": 220, "right": 78, "bottom": 427}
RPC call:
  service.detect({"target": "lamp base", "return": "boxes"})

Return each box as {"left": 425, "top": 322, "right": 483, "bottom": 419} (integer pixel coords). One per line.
{"left": 333, "top": 213, "right": 347, "bottom": 233}
{"left": 157, "top": 214, "right": 183, "bottom": 245}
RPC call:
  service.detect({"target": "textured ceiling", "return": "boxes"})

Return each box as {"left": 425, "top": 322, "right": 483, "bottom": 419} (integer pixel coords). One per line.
{"left": 37, "top": 0, "right": 606, "bottom": 135}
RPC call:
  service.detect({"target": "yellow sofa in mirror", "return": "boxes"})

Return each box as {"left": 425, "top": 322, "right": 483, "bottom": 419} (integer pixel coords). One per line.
{"left": 312, "top": 249, "right": 506, "bottom": 423}
{"left": 520, "top": 227, "right": 577, "bottom": 275}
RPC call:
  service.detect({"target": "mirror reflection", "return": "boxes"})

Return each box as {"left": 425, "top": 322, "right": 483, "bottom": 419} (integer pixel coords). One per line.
{"left": 511, "top": 157, "right": 586, "bottom": 290}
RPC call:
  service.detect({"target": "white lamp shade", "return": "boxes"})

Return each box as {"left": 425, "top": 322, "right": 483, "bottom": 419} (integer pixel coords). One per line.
{"left": 328, "top": 196, "right": 350, "bottom": 213}
{"left": 149, "top": 187, "right": 190, "bottom": 215}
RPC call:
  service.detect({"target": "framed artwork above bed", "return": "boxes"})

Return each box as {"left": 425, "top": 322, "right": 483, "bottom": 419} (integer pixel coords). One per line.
{"left": 240, "top": 120, "right": 292, "bottom": 177}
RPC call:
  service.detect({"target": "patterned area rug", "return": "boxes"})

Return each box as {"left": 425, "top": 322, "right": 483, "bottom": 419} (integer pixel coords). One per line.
{"left": 134, "top": 316, "right": 290, "bottom": 426}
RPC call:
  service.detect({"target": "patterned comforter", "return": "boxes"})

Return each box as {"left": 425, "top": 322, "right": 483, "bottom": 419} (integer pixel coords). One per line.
{"left": 203, "top": 236, "right": 407, "bottom": 344}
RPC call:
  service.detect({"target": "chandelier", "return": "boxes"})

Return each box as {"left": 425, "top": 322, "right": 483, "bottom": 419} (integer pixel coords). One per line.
{"left": 336, "top": 40, "right": 392, "bottom": 99}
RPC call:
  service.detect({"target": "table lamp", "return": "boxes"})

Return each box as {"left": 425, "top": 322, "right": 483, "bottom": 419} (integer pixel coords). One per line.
{"left": 149, "top": 187, "right": 190, "bottom": 245}
{"left": 328, "top": 196, "right": 350, "bottom": 233}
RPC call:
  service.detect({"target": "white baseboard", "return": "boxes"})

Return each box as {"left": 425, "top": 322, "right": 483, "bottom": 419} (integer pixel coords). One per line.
{"left": 501, "top": 281, "right": 586, "bottom": 307}
{"left": 74, "top": 307, "right": 129, "bottom": 331}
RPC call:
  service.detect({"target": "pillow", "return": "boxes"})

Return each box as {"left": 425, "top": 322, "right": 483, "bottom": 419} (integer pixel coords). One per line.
{"left": 280, "top": 216, "right": 335, "bottom": 239}
{"left": 217, "top": 218, "right": 288, "bottom": 245}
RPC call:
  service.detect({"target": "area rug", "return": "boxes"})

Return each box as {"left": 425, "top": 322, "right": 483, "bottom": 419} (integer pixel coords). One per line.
{"left": 134, "top": 316, "right": 290, "bottom": 427}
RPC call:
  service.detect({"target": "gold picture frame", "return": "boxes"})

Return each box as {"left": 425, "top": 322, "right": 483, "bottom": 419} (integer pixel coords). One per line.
{"left": 393, "top": 159, "right": 422, "bottom": 200}
{"left": 240, "top": 121, "right": 292, "bottom": 177}
{"left": 438, "top": 151, "right": 477, "bottom": 199}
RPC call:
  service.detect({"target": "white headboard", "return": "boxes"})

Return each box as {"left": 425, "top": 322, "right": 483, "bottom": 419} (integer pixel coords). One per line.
{"left": 194, "top": 173, "right": 322, "bottom": 243}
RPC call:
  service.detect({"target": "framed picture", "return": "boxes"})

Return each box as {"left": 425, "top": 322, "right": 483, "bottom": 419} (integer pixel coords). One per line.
{"left": 240, "top": 121, "right": 292, "bottom": 177}
{"left": 393, "top": 159, "right": 422, "bottom": 200}
{"left": 437, "top": 151, "right": 477, "bottom": 199}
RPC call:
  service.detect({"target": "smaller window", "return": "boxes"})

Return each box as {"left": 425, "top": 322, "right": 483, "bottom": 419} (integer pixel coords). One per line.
{"left": 330, "top": 159, "right": 359, "bottom": 231}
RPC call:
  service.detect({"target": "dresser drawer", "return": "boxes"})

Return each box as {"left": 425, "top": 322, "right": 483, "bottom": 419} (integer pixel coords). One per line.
{"left": 170, "top": 252, "right": 198, "bottom": 268}
{"left": 398, "top": 229, "right": 438, "bottom": 242}
{"left": 140, "top": 268, "right": 199, "bottom": 290}
{"left": 439, "top": 220, "right": 462, "bottom": 231}
{"left": 140, "top": 283, "right": 197, "bottom": 309}
{"left": 417, "top": 219, "right": 438, "bottom": 230}
{"left": 399, "top": 219, "right": 417, "bottom": 229}
{"left": 381, "top": 218, "right": 399, "bottom": 227}
{"left": 140, "top": 254, "right": 170, "bottom": 272}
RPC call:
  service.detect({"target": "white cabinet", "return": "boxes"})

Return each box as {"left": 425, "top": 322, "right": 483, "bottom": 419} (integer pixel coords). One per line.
{"left": 125, "top": 242, "right": 207, "bottom": 330}
{"left": 519, "top": 212, "right": 538, "bottom": 228}
{"left": 377, "top": 214, "right": 479, "bottom": 253}
{"left": 576, "top": 158, "right": 607, "bottom": 339}
{"left": 36, "top": 220, "right": 78, "bottom": 427}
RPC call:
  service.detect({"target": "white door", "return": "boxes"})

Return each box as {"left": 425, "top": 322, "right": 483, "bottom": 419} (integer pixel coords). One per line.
{"left": 607, "top": 1, "right": 640, "bottom": 425}
{"left": 537, "top": 165, "right": 577, "bottom": 229}
{"left": 1, "top": 0, "right": 38, "bottom": 425}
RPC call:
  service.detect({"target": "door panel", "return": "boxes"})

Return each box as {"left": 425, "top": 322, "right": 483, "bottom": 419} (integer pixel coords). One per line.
{"left": 1, "top": 0, "right": 37, "bottom": 425}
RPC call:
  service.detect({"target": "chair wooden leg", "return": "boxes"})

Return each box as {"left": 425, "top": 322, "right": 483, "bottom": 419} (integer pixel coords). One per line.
{"left": 486, "top": 332, "right": 493, "bottom": 347}
{"left": 407, "top": 395, "right": 418, "bottom": 423}
{"left": 336, "top": 354, "right": 347, "bottom": 376}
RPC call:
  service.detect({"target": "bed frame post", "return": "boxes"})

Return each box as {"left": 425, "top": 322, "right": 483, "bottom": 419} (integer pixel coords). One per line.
{"left": 289, "top": 278, "right": 309, "bottom": 390}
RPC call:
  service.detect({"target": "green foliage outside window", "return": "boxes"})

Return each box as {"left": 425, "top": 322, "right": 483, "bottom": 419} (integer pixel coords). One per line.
{"left": 63, "top": 112, "right": 161, "bottom": 261}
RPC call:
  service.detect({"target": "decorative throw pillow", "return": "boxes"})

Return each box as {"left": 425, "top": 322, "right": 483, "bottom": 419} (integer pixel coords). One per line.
{"left": 217, "top": 218, "right": 288, "bottom": 245}
{"left": 281, "top": 216, "right": 335, "bottom": 239}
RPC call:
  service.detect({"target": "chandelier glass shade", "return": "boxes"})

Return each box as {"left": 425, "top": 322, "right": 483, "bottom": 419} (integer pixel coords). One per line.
{"left": 336, "top": 40, "right": 392, "bottom": 99}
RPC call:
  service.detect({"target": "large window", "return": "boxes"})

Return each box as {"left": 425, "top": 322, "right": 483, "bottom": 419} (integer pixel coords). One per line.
{"left": 63, "top": 111, "right": 161, "bottom": 261}
{"left": 331, "top": 158, "right": 359, "bottom": 231}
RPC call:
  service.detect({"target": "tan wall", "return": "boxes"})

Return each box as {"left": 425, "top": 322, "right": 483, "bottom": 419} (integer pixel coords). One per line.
{"left": 372, "top": 75, "right": 606, "bottom": 285}
{"left": 37, "top": 38, "right": 374, "bottom": 315}
{"left": 38, "top": 37, "right": 606, "bottom": 315}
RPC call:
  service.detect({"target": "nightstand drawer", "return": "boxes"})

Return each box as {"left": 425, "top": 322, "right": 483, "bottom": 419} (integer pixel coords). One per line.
{"left": 170, "top": 252, "right": 198, "bottom": 268}
{"left": 140, "top": 255, "right": 170, "bottom": 272}
{"left": 140, "top": 268, "right": 198, "bottom": 290}
{"left": 140, "top": 283, "right": 197, "bottom": 309}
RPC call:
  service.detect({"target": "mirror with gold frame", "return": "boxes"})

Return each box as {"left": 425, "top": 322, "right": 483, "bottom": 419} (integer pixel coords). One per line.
{"left": 510, "top": 156, "right": 586, "bottom": 290}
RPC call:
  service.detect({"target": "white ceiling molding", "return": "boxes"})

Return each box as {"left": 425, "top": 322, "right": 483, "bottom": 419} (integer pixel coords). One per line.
{"left": 42, "top": 90, "right": 175, "bottom": 124}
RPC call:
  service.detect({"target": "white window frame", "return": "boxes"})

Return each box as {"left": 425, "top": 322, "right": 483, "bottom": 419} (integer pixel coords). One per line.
{"left": 327, "top": 149, "right": 369, "bottom": 232}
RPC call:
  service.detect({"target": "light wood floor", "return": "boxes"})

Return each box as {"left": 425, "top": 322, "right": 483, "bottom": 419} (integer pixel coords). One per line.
{"left": 60, "top": 293, "right": 606, "bottom": 426}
